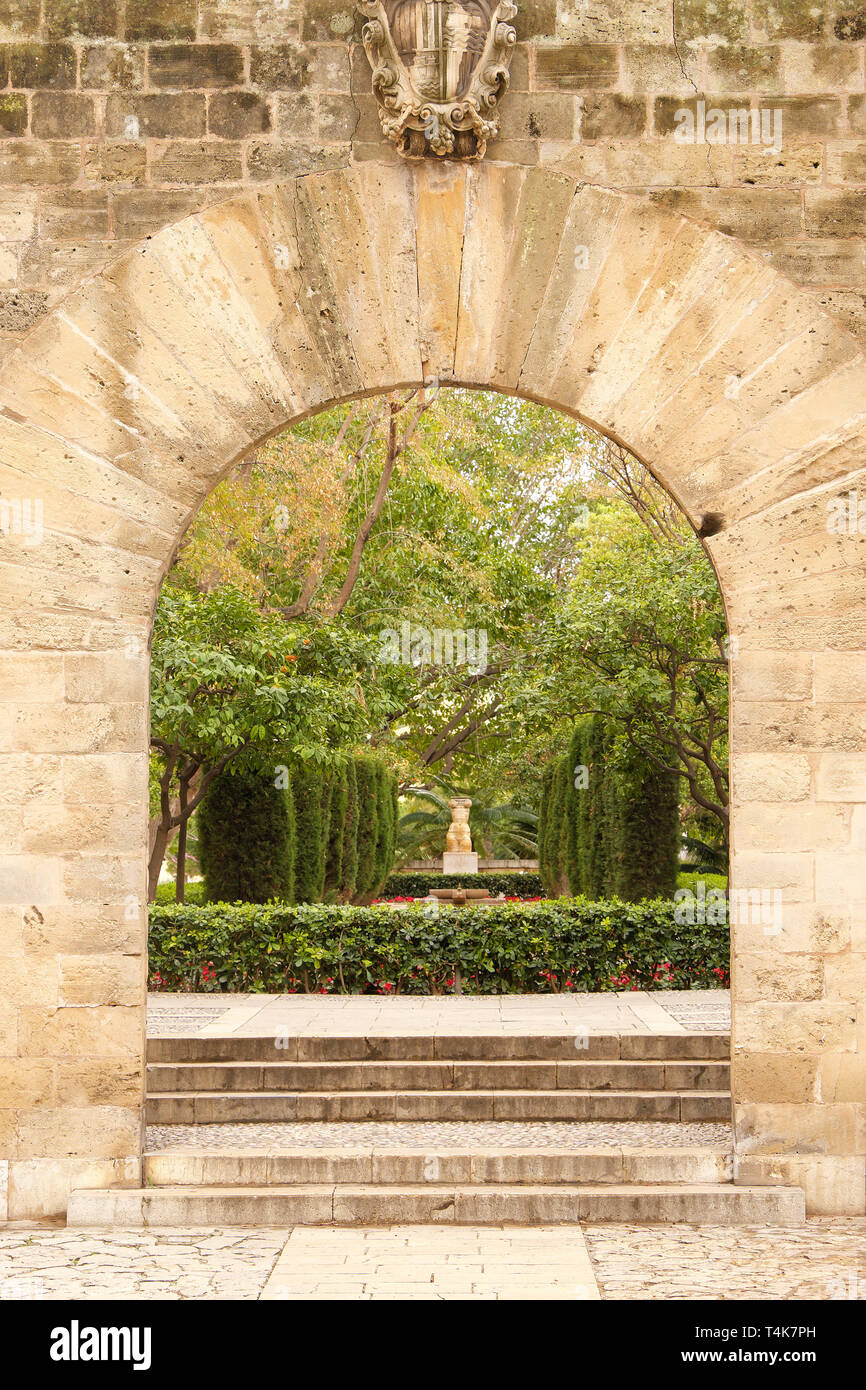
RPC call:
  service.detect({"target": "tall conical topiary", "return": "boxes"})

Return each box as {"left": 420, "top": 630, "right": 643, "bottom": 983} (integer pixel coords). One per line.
{"left": 324, "top": 762, "right": 349, "bottom": 900}
{"left": 538, "top": 764, "right": 554, "bottom": 896}
{"left": 545, "top": 718, "right": 679, "bottom": 904}
{"left": 292, "top": 761, "right": 327, "bottom": 903}
{"left": 353, "top": 755, "right": 380, "bottom": 902}
{"left": 609, "top": 743, "right": 680, "bottom": 901}
{"left": 340, "top": 757, "right": 359, "bottom": 901}
{"left": 372, "top": 764, "right": 398, "bottom": 895}
{"left": 564, "top": 723, "right": 584, "bottom": 895}
{"left": 538, "top": 759, "right": 569, "bottom": 898}
{"left": 198, "top": 761, "right": 295, "bottom": 904}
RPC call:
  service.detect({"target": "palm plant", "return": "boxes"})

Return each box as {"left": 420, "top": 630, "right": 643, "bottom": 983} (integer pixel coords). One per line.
{"left": 397, "top": 780, "right": 538, "bottom": 863}
{"left": 680, "top": 813, "right": 728, "bottom": 875}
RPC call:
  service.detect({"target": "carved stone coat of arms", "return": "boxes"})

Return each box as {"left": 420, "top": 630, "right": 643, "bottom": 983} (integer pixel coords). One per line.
{"left": 357, "top": 0, "right": 518, "bottom": 159}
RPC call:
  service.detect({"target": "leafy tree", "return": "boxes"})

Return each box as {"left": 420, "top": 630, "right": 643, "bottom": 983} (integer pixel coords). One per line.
{"left": 148, "top": 585, "right": 393, "bottom": 899}
{"left": 532, "top": 503, "right": 729, "bottom": 851}
{"left": 151, "top": 387, "right": 729, "bottom": 892}
{"left": 169, "top": 389, "right": 597, "bottom": 795}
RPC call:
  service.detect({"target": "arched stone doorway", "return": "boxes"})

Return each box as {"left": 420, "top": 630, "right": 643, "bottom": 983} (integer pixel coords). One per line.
{"left": 1, "top": 161, "right": 864, "bottom": 1220}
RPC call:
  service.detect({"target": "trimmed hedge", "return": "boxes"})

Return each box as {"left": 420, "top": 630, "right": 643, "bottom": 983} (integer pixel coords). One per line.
{"left": 148, "top": 898, "right": 729, "bottom": 994}
{"left": 198, "top": 763, "right": 295, "bottom": 904}
{"left": 676, "top": 871, "right": 728, "bottom": 895}
{"left": 291, "top": 762, "right": 329, "bottom": 904}
{"left": 155, "top": 880, "right": 206, "bottom": 906}
{"left": 382, "top": 871, "right": 544, "bottom": 899}
{"left": 542, "top": 717, "right": 679, "bottom": 902}
{"left": 353, "top": 755, "right": 380, "bottom": 900}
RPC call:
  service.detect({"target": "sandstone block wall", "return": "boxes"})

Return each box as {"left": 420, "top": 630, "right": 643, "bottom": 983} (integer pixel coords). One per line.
{"left": 0, "top": 1, "right": 865, "bottom": 351}
{"left": 0, "top": 4, "right": 865, "bottom": 1220}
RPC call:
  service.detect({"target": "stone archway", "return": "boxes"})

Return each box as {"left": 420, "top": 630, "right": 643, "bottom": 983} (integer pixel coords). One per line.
{"left": 1, "top": 161, "right": 864, "bottom": 1221}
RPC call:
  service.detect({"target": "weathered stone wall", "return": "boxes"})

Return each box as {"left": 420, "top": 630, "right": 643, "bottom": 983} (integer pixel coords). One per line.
{"left": 1, "top": 4, "right": 866, "bottom": 1223}
{"left": 1, "top": 159, "right": 865, "bottom": 1219}
{"left": 1, "top": 0, "right": 866, "bottom": 353}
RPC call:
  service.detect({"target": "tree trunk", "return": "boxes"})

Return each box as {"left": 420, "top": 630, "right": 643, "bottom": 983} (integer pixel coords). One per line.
{"left": 175, "top": 777, "right": 189, "bottom": 904}
{"left": 148, "top": 822, "right": 172, "bottom": 902}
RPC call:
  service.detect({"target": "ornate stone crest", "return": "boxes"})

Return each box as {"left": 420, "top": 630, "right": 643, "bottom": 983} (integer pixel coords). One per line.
{"left": 357, "top": 0, "right": 518, "bottom": 160}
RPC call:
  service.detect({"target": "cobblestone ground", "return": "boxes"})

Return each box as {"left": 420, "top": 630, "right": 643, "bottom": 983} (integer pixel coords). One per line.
{"left": 584, "top": 1221, "right": 866, "bottom": 1300}
{"left": 147, "top": 1120, "right": 732, "bottom": 1151}
{"left": 1, "top": 1221, "right": 864, "bottom": 1300}
{"left": 0, "top": 1230, "right": 288, "bottom": 1301}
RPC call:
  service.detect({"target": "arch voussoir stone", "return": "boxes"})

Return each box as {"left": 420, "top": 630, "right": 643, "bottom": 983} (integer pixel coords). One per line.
{"left": 1, "top": 162, "right": 864, "bottom": 1220}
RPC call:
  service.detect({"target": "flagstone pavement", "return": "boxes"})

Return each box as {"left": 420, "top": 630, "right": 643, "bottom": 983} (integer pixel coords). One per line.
{"left": 0, "top": 1221, "right": 864, "bottom": 1301}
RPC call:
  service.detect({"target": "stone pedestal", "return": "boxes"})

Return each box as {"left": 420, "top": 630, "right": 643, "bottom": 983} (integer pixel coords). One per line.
{"left": 442, "top": 851, "right": 478, "bottom": 874}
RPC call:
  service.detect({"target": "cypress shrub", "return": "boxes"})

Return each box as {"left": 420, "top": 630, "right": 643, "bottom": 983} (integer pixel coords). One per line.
{"left": 198, "top": 762, "right": 295, "bottom": 904}
{"left": 371, "top": 768, "right": 398, "bottom": 894}
{"left": 549, "top": 718, "right": 680, "bottom": 903}
{"left": 609, "top": 745, "right": 680, "bottom": 901}
{"left": 537, "top": 764, "right": 553, "bottom": 895}
{"left": 566, "top": 721, "right": 606, "bottom": 895}
{"left": 353, "top": 755, "right": 380, "bottom": 901}
{"left": 320, "top": 769, "right": 334, "bottom": 895}
{"left": 371, "top": 762, "right": 388, "bottom": 891}
{"left": 292, "top": 762, "right": 327, "bottom": 903}
{"left": 324, "top": 763, "right": 349, "bottom": 900}
{"left": 595, "top": 720, "right": 617, "bottom": 897}
{"left": 340, "top": 758, "right": 359, "bottom": 901}
{"left": 546, "top": 759, "right": 570, "bottom": 897}
{"left": 564, "top": 724, "right": 583, "bottom": 895}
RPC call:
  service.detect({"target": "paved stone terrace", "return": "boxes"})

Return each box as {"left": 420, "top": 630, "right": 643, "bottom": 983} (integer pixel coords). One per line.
{"left": 0, "top": 1222, "right": 864, "bottom": 1301}
{"left": 584, "top": 1221, "right": 866, "bottom": 1301}
{"left": 146, "top": 989, "right": 732, "bottom": 1037}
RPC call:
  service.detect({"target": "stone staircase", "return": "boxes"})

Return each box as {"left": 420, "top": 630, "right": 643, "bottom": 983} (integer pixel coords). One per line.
{"left": 67, "top": 1030, "right": 806, "bottom": 1226}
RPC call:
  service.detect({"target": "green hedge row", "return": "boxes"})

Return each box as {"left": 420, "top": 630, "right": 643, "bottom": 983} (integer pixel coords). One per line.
{"left": 676, "top": 871, "right": 728, "bottom": 896}
{"left": 381, "top": 871, "right": 544, "bottom": 899}
{"left": 148, "top": 899, "right": 729, "bottom": 994}
{"left": 540, "top": 718, "right": 679, "bottom": 902}
{"left": 196, "top": 754, "right": 397, "bottom": 905}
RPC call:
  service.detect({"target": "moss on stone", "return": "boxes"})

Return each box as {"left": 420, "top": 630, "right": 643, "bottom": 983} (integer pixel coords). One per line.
{"left": 0, "top": 91, "right": 26, "bottom": 134}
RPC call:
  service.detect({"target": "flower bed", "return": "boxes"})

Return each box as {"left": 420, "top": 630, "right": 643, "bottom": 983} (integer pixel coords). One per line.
{"left": 148, "top": 898, "right": 729, "bottom": 994}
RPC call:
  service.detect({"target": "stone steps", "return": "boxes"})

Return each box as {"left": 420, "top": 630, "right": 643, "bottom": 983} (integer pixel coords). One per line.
{"left": 146, "top": 1032, "right": 732, "bottom": 1063}
{"left": 147, "top": 1088, "right": 732, "bottom": 1123}
{"left": 68, "top": 1027, "right": 805, "bottom": 1228}
{"left": 67, "top": 1181, "right": 806, "bottom": 1227}
{"left": 142, "top": 1147, "right": 733, "bottom": 1185}
{"left": 146, "top": 1059, "right": 730, "bottom": 1092}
